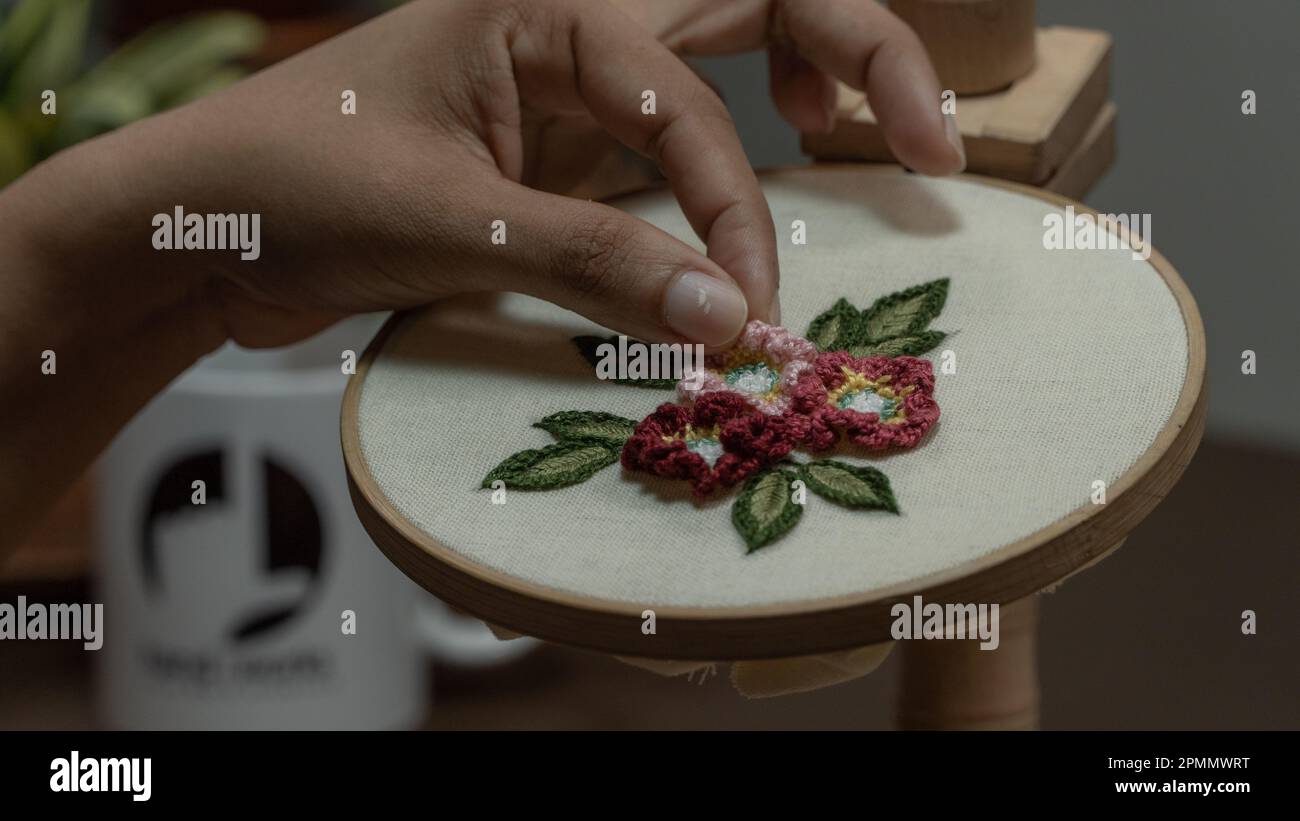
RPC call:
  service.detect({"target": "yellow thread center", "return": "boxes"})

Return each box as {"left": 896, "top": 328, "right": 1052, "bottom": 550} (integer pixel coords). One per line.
{"left": 661, "top": 424, "right": 721, "bottom": 445}
{"left": 825, "top": 366, "right": 912, "bottom": 424}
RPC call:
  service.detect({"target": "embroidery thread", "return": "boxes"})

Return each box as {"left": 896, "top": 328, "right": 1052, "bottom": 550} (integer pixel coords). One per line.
{"left": 732, "top": 469, "right": 803, "bottom": 552}
{"left": 805, "top": 278, "right": 949, "bottom": 356}
{"left": 481, "top": 441, "right": 618, "bottom": 490}
{"left": 533, "top": 411, "right": 638, "bottom": 447}
{"left": 797, "top": 460, "right": 899, "bottom": 512}
{"left": 483, "top": 281, "right": 949, "bottom": 552}
{"left": 677, "top": 321, "right": 818, "bottom": 415}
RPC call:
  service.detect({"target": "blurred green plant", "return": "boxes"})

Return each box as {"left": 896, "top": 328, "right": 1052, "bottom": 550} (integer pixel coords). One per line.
{"left": 0, "top": 1, "right": 265, "bottom": 187}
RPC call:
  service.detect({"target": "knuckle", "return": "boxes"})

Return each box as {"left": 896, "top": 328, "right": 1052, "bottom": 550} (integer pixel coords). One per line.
{"left": 647, "top": 92, "right": 733, "bottom": 160}
{"left": 509, "top": 0, "right": 582, "bottom": 25}
{"left": 882, "top": 18, "right": 927, "bottom": 58}
{"left": 559, "top": 214, "right": 638, "bottom": 300}
{"left": 491, "top": 0, "right": 550, "bottom": 33}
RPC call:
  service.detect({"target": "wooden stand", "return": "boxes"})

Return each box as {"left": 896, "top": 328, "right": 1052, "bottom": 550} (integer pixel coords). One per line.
{"left": 899, "top": 596, "right": 1040, "bottom": 729}
{"left": 803, "top": 26, "right": 1113, "bottom": 186}
{"left": 889, "top": 0, "right": 1037, "bottom": 94}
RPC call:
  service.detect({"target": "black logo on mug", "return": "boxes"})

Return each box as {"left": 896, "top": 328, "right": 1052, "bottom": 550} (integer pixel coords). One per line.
{"left": 141, "top": 448, "right": 324, "bottom": 642}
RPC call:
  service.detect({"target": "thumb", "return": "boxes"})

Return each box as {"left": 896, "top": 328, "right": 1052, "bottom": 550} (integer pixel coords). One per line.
{"left": 478, "top": 181, "right": 750, "bottom": 348}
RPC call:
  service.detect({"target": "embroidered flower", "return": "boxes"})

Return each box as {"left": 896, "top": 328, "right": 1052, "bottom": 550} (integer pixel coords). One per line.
{"left": 678, "top": 320, "right": 818, "bottom": 415}
{"left": 488, "top": 281, "right": 955, "bottom": 555}
{"left": 621, "top": 393, "right": 797, "bottom": 496}
{"left": 793, "top": 351, "right": 939, "bottom": 450}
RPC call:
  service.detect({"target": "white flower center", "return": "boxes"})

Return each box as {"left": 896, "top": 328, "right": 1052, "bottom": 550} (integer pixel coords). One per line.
{"left": 685, "top": 437, "right": 724, "bottom": 467}
{"left": 725, "top": 362, "right": 777, "bottom": 395}
{"left": 840, "top": 389, "right": 895, "bottom": 418}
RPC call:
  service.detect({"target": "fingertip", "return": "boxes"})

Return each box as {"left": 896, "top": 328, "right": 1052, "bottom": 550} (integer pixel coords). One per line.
{"left": 663, "top": 270, "right": 749, "bottom": 347}
{"left": 885, "top": 110, "right": 964, "bottom": 176}
{"left": 865, "top": 32, "right": 964, "bottom": 176}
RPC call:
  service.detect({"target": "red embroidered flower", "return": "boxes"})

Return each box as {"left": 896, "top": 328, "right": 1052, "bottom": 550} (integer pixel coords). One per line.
{"left": 621, "top": 393, "right": 797, "bottom": 496}
{"left": 792, "top": 352, "right": 939, "bottom": 450}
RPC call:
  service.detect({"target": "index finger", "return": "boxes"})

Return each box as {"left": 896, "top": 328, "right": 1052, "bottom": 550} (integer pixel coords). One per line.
{"left": 509, "top": 0, "right": 780, "bottom": 322}
{"left": 775, "top": 0, "right": 964, "bottom": 176}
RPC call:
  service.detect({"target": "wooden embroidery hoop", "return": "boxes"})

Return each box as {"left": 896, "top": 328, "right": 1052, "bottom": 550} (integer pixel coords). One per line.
{"left": 341, "top": 166, "right": 1206, "bottom": 662}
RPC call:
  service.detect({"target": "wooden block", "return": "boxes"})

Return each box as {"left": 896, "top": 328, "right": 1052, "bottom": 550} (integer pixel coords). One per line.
{"left": 1042, "top": 101, "right": 1117, "bottom": 200}
{"left": 806, "top": 102, "right": 1117, "bottom": 202}
{"left": 889, "top": 0, "right": 1037, "bottom": 94}
{"left": 802, "top": 26, "right": 1112, "bottom": 185}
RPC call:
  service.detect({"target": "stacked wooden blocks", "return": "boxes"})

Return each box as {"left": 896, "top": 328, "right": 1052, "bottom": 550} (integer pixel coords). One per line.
{"left": 803, "top": 26, "right": 1117, "bottom": 200}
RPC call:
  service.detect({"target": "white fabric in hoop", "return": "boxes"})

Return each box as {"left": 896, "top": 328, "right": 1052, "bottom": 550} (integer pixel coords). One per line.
{"left": 356, "top": 169, "right": 1188, "bottom": 609}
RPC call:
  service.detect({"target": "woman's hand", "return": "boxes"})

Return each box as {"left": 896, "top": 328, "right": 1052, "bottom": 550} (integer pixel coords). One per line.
{"left": 0, "top": 0, "right": 960, "bottom": 548}
{"left": 20, "top": 0, "right": 961, "bottom": 350}
{"left": 618, "top": 0, "right": 963, "bottom": 161}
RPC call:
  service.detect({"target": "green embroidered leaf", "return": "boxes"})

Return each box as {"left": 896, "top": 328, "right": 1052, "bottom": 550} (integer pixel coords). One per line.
{"left": 534, "top": 411, "right": 637, "bottom": 447}
{"left": 571, "top": 335, "right": 676, "bottom": 388}
{"left": 798, "top": 460, "right": 899, "bottom": 513}
{"left": 807, "top": 280, "right": 950, "bottom": 355}
{"left": 847, "top": 330, "right": 946, "bottom": 358}
{"left": 731, "top": 469, "right": 803, "bottom": 553}
{"left": 482, "top": 441, "right": 618, "bottom": 490}
{"left": 860, "top": 278, "right": 948, "bottom": 342}
{"left": 805, "top": 298, "right": 861, "bottom": 351}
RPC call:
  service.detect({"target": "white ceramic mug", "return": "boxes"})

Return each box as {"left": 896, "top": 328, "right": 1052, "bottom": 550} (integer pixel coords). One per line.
{"left": 94, "top": 316, "right": 532, "bottom": 729}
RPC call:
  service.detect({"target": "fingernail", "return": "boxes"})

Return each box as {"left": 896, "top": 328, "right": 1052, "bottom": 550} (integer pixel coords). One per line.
{"left": 944, "top": 111, "right": 966, "bottom": 173}
{"left": 664, "top": 271, "right": 748, "bottom": 346}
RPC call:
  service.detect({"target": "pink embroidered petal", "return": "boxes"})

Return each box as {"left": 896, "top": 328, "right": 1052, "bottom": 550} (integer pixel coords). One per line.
{"left": 677, "top": 320, "right": 822, "bottom": 417}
